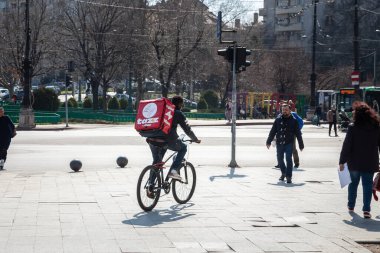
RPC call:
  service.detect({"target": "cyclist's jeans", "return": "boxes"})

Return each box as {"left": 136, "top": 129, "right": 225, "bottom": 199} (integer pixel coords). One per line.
{"left": 168, "top": 139, "right": 187, "bottom": 172}
{"left": 148, "top": 139, "right": 187, "bottom": 185}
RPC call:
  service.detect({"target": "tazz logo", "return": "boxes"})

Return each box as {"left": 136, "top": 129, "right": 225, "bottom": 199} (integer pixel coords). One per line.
{"left": 142, "top": 103, "right": 157, "bottom": 118}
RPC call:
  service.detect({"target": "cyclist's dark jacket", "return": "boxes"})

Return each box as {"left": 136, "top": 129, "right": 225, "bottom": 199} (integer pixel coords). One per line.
{"left": 266, "top": 114, "right": 304, "bottom": 149}
{"left": 167, "top": 109, "right": 198, "bottom": 143}
{"left": 147, "top": 109, "right": 198, "bottom": 145}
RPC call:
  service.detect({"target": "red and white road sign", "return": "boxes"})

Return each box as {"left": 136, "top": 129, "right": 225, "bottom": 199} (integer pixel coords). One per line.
{"left": 351, "top": 71, "right": 360, "bottom": 85}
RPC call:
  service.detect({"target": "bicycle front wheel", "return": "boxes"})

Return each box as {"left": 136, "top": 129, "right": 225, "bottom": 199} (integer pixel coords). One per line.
{"left": 172, "top": 162, "right": 196, "bottom": 204}
{"left": 137, "top": 165, "right": 161, "bottom": 211}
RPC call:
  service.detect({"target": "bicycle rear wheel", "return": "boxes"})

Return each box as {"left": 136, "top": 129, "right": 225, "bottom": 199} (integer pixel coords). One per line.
{"left": 172, "top": 162, "right": 196, "bottom": 204}
{"left": 137, "top": 165, "right": 161, "bottom": 211}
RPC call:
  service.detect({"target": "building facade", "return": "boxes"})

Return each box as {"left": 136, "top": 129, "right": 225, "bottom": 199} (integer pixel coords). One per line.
{"left": 259, "top": 0, "right": 327, "bottom": 49}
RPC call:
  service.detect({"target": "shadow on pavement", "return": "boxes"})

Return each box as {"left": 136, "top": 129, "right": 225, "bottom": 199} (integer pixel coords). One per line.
{"left": 267, "top": 182, "right": 305, "bottom": 187}
{"left": 343, "top": 212, "right": 380, "bottom": 232}
{"left": 122, "top": 203, "right": 195, "bottom": 227}
{"left": 209, "top": 167, "right": 247, "bottom": 182}
{"left": 272, "top": 167, "right": 305, "bottom": 172}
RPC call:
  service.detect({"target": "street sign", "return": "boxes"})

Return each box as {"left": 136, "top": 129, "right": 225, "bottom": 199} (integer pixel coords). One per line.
{"left": 351, "top": 71, "right": 360, "bottom": 86}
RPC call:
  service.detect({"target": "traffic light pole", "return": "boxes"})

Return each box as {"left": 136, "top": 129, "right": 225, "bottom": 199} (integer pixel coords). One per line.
{"left": 217, "top": 11, "right": 239, "bottom": 168}
{"left": 228, "top": 44, "right": 239, "bottom": 168}
{"left": 65, "top": 73, "right": 69, "bottom": 128}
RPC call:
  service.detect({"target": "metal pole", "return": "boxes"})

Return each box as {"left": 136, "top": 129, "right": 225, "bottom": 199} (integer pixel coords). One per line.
{"left": 374, "top": 51, "right": 376, "bottom": 86}
{"left": 310, "top": 0, "right": 317, "bottom": 109}
{"left": 22, "top": 0, "right": 31, "bottom": 108}
{"left": 65, "top": 74, "right": 69, "bottom": 127}
{"left": 127, "top": 57, "right": 133, "bottom": 113}
{"left": 353, "top": 0, "right": 361, "bottom": 99}
{"left": 228, "top": 43, "right": 239, "bottom": 168}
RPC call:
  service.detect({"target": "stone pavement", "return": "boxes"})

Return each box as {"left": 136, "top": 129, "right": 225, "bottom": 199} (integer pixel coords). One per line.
{"left": 0, "top": 162, "right": 379, "bottom": 253}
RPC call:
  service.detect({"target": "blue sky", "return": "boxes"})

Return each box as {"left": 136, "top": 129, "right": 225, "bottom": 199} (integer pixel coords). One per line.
{"left": 148, "top": 0, "right": 264, "bottom": 24}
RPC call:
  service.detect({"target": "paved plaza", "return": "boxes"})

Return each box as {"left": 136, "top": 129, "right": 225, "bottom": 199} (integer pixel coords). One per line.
{"left": 0, "top": 122, "right": 379, "bottom": 252}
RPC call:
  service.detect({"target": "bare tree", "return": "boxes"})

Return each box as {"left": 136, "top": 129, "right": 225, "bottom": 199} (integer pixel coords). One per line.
{"left": 0, "top": 0, "right": 56, "bottom": 98}
{"left": 61, "top": 0, "right": 131, "bottom": 112}
{"left": 148, "top": 0, "right": 209, "bottom": 98}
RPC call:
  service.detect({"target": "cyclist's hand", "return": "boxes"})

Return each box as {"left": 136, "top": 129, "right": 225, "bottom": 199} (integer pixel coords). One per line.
{"left": 194, "top": 139, "right": 201, "bottom": 144}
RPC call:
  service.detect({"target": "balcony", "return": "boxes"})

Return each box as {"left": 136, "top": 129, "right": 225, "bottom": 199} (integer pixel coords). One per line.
{"left": 275, "top": 5, "right": 303, "bottom": 15}
{"left": 275, "top": 23, "right": 303, "bottom": 33}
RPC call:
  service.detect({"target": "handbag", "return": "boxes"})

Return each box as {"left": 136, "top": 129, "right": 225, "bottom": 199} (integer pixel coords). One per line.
{"left": 372, "top": 172, "right": 380, "bottom": 201}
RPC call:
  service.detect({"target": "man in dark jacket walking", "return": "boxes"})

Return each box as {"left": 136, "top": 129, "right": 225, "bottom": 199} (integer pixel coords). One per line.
{"left": 0, "top": 107, "right": 16, "bottom": 170}
{"left": 266, "top": 104, "right": 304, "bottom": 183}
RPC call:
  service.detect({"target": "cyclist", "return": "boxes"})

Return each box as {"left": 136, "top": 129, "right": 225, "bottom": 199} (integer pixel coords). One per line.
{"left": 146, "top": 95, "right": 201, "bottom": 184}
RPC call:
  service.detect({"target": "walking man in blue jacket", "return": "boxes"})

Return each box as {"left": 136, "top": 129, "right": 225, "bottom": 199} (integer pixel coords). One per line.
{"left": 266, "top": 104, "right": 304, "bottom": 183}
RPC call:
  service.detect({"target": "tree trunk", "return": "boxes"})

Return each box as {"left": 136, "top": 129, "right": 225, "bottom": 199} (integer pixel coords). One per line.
{"left": 136, "top": 71, "right": 144, "bottom": 108}
{"left": 91, "top": 81, "right": 99, "bottom": 110}
{"left": 102, "top": 85, "right": 107, "bottom": 113}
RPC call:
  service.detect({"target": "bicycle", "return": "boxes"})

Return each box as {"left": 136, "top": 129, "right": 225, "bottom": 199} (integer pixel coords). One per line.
{"left": 136, "top": 138, "right": 197, "bottom": 212}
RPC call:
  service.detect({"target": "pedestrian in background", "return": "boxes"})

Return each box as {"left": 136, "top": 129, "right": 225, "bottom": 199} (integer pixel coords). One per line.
{"left": 225, "top": 98, "right": 232, "bottom": 123}
{"left": 289, "top": 100, "right": 303, "bottom": 169}
{"left": 314, "top": 104, "right": 322, "bottom": 126}
{"left": 0, "top": 107, "right": 16, "bottom": 170}
{"left": 266, "top": 103, "right": 304, "bottom": 184}
{"left": 339, "top": 101, "right": 380, "bottom": 219}
{"left": 327, "top": 106, "right": 338, "bottom": 137}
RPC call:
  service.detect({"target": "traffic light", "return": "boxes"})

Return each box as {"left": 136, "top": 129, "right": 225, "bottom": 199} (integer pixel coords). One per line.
{"left": 66, "top": 75, "right": 73, "bottom": 87}
{"left": 236, "top": 47, "right": 251, "bottom": 72}
{"left": 217, "top": 46, "right": 233, "bottom": 62}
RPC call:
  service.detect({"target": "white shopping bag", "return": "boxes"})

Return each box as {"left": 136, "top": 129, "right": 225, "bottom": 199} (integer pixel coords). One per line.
{"left": 338, "top": 163, "right": 351, "bottom": 188}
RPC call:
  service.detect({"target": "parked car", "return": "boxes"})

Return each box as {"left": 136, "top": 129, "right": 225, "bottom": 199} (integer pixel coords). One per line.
{"left": 0, "top": 88, "right": 10, "bottom": 100}
{"left": 115, "top": 94, "right": 136, "bottom": 105}
{"left": 14, "top": 90, "right": 24, "bottom": 101}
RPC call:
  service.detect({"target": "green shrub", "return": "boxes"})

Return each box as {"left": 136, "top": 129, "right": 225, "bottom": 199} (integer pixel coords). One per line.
{"left": 83, "top": 97, "right": 92, "bottom": 108}
{"left": 32, "top": 88, "right": 60, "bottom": 111}
{"left": 207, "top": 108, "right": 224, "bottom": 113}
{"left": 202, "top": 90, "right": 219, "bottom": 109}
{"left": 108, "top": 96, "right": 120, "bottom": 110}
{"left": 120, "top": 98, "right": 128, "bottom": 110}
{"left": 68, "top": 97, "right": 78, "bottom": 108}
{"left": 197, "top": 98, "right": 208, "bottom": 110}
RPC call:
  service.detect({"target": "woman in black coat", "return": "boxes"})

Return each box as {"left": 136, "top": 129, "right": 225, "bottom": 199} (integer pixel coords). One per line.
{"left": 339, "top": 101, "right": 380, "bottom": 219}
{"left": 0, "top": 107, "right": 15, "bottom": 170}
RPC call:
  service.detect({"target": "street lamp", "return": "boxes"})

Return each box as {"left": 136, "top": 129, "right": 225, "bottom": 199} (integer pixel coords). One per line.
{"left": 18, "top": 0, "right": 35, "bottom": 129}
{"left": 308, "top": 0, "right": 318, "bottom": 119}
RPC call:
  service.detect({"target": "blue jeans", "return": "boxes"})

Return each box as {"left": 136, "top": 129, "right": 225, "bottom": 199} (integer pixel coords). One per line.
{"left": 148, "top": 139, "right": 187, "bottom": 184}
{"left": 276, "top": 143, "right": 293, "bottom": 178}
{"left": 149, "top": 139, "right": 187, "bottom": 171}
{"left": 348, "top": 170, "right": 374, "bottom": 212}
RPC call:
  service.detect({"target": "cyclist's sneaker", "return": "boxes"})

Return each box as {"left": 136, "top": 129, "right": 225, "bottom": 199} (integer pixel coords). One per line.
{"left": 168, "top": 170, "right": 182, "bottom": 181}
{"left": 146, "top": 189, "right": 155, "bottom": 199}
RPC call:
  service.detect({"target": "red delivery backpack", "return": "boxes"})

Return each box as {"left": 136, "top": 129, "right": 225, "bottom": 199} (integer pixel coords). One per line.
{"left": 135, "top": 98, "right": 175, "bottom": 138}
